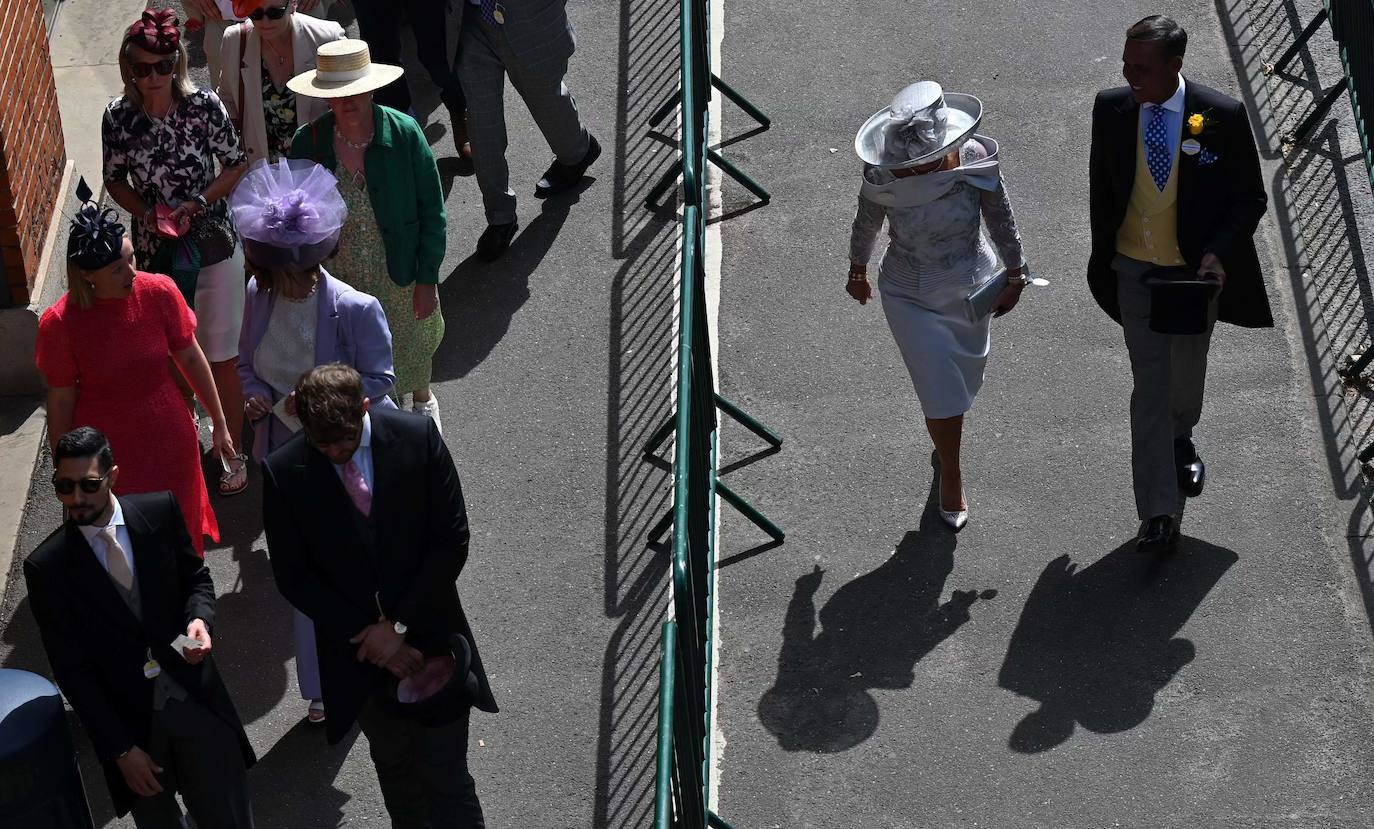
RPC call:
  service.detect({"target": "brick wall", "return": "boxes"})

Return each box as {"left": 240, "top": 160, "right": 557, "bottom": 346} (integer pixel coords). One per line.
{"left": 0, "top": 0, "right": 65, "bottom": 307}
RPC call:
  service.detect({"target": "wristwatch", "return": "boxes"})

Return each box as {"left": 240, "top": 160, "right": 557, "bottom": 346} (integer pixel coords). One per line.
{"left": 1008, "top": 264, "right": 1034, "bottom": 286}
{"left": 192, "top": 193, "right": 209, "bottom": 212}
{"left": 392, "top": 620, "right": 408, "bottom": 636}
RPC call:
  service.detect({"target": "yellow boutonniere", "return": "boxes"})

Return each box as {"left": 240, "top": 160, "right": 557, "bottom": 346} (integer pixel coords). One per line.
{"left": 1187, "top": 113, "right": 1206, "bottom": 135}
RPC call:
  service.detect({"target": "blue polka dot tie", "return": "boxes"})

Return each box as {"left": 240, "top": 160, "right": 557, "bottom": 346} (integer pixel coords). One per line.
{"left": 480, "top": 0, "right": 499, "bottom": 24}
{"left": 1145, "top": 105, "right": 1171, "bottom": 191}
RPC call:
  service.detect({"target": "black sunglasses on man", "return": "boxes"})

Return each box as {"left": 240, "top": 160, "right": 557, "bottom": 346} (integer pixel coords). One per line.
{"left": 52, "top": 472, "right": 111, "bottom": 495}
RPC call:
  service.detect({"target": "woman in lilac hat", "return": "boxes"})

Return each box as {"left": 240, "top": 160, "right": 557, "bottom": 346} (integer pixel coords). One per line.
{"left": 229, "top": 157, "right": 396, "bottom": 724}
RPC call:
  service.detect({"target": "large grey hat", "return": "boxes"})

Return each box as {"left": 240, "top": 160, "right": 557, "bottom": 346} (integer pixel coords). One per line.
{"left": 854, "top": 81, "right": 983, "bottom": 169}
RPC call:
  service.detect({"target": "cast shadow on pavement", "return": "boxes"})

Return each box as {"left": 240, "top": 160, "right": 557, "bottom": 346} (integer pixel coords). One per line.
{"left": 431, "top": 190, "right": 582, "bottom": 382}
{"left": 1213, "top": 0, "right": 1374, "bottom": 634}
{"left": 592, "top": 0, "right": 681, "bottom": 823}
{"left": 997, "top": 539, "right": 1237, "bottom": 753}
{"left": 249, "top": 719, "right": 360, "bottom": 827}
{"left": 757, "top": 476, "right": 995, "bottom": 754}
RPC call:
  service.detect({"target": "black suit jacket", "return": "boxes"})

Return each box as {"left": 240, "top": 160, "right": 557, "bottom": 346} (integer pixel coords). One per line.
{"left": 1087, "top": 80, "right": 1273, "bottom": 328}
{"left": 261, "top": 408, "right": 498, "bottom": 743}
{"left": 23, "top": 491, "right": 255, "bottom": 817}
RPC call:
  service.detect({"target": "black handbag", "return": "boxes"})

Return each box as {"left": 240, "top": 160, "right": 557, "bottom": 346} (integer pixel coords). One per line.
{"left": 149, "top": 214, "right": 237, "bottom": 307}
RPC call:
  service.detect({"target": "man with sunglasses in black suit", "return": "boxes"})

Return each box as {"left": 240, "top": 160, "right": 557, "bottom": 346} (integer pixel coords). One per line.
{"left": 23, "top": 427, "right": 256, "bottom": 829}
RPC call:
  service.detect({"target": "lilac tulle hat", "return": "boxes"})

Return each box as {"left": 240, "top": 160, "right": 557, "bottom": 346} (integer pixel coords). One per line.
{"left": 228, "top": 158, "right": 348, "bottom": 271}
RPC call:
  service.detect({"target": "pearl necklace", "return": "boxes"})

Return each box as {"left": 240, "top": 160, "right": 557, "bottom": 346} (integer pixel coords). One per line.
{"left": 337, "top": 131, "right": 374, "bottom": 151}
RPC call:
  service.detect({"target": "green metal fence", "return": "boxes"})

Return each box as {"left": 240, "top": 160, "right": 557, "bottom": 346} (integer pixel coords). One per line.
{"left": 647, "top": 0, "right": 780, "bottom": 825}
{"left": 1266, "top": 3, "right": 1374, "bottom": 435}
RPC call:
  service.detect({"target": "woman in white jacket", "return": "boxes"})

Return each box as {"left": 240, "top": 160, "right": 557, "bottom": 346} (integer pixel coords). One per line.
{"left": 214, "top": 0, "right": 345, "bottom": 164}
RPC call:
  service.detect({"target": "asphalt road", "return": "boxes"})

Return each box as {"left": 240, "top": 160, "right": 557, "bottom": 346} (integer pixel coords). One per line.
{"left": 711, "top": 0, "right": 1374, "bottom": 827}
{"left": 0, "top": 0, "right": 683, "bottom": 826}
{"left": 7, "top": 0, "right": 1374, "bottom": 826}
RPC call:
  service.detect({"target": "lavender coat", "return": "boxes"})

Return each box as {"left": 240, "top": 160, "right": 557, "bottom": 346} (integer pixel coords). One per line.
{"left": 237, "top": 269, "right": 397, "bottom": 461}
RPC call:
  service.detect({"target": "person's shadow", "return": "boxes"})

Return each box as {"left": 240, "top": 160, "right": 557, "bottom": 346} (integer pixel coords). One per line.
{"left": 432, "top": 189, "right": 583, "bottom": 382}
{"left": 997, "top": 539, "right": 1239, "bottom": 753}
{"left": 249, "top": 720, "right": 360, "bottom": 827}
{"left": 757, "top": 480, "right": 996, "bottom": 753}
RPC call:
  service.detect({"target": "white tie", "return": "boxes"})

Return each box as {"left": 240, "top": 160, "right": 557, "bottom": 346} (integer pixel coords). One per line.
{"left": 99, "top": 527, "right": 134, "bottom": 596}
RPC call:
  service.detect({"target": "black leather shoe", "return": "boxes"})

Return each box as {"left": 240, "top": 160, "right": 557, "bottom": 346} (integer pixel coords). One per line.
{"left": 534, "top": 133, "right": 601, "bottom": 198}
{"left": 1136, "top": 515, "right": 1180, "bottom": 555}
{"left": 476, "top": 221, "right": 518, "bottom": 262}
{"left": 1175, "top": 438, "right": 1206, "bottom": 498}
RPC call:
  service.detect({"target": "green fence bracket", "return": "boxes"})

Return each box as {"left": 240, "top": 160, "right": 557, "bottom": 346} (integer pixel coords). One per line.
{"left": 645, "top": 398, "right": 781, "bottom": 460}
{"left": 707, "top": 813, "right": 739, "bottom": 829}
{"left": 710, "top": 74, "right": 770, "bottom": 130}
{"left": 714, "top": 480, "right": 785, "bottom": 542}
{"left": 714, "top": 395, "right": 782, "bottom": 448}
{"left": 706, "top": 148, "right": 770, "bottom": 205}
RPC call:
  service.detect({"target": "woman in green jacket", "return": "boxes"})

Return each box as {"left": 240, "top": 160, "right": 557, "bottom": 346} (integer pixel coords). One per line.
{"left": 288, "top": 40, "right": 448, "bottom": 427}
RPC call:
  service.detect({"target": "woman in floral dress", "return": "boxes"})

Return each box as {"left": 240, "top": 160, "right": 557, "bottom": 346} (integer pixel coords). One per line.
{"left": 214, "top": 1, "right": 345, "bottom": 164}
{"left": 102, "top": 9, "right": 251, "bottom": 494}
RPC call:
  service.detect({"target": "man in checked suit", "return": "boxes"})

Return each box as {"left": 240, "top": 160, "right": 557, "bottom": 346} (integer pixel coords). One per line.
{"left": 261, "top": 363, "right": 498, "bottom": 827}
{"left": 24, "top": 427, "right": 256, "bottom": 828}
{"left": 448, "top": 0, "right": 601, "bottom": 261}
{"left": 1088, "top": 15, "right": 1273, "bottom": 554}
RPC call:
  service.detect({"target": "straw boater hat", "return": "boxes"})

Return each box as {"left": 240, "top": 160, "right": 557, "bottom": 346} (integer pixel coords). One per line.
{"left": 287, "top": 39, "right": 403, "bottom": 99}
{"left": 854, "top": 81, "right": 983, "bottom": 169}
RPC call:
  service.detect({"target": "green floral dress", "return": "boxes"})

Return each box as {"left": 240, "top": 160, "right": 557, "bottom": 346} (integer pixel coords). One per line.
{"left": 332, "top": 171, "right": 444, "bottom": 394}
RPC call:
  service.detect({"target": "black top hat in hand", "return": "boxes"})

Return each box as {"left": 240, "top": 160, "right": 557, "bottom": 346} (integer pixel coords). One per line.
{"left": 383, "top": 633, "right": 480, "bottom": 727}
{"left": 1143, "top": 266, "right": 1221, "bottom": 335}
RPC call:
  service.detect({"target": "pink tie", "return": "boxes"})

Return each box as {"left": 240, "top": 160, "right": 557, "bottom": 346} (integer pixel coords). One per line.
{"left": 341, "top": 459, "right": 372, "bottom": 517}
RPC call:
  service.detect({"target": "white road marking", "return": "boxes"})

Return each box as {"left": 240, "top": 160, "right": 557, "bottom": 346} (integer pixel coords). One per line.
{"left": 705, "top": 0, "right": 727, "bottom": 814}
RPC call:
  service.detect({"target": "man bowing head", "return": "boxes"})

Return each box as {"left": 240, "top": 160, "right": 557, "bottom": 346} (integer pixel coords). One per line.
{"left": 1087, "top": 15, "right": 1272, "bottom": 554}
{"left": 261, "top": 363, "right": 498, "bottom": 828}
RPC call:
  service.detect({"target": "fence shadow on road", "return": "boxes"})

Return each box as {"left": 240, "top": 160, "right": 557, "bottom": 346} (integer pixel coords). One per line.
{"left": 592, "top": 0, "right": 680, "bottom": 824}
{"left": 757, "top": 462, "right": 995, "bottom": 753}
{"left": 996, "top": 539, "right": 1238, "bottom": 754}
{"left": 1214, "top": 0, "right": 1374, "bottom": 633}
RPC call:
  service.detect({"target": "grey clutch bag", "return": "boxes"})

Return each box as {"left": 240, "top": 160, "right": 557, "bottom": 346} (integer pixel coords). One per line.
{"left": 963, "top": 267, "right": 1008, "bottom": 323}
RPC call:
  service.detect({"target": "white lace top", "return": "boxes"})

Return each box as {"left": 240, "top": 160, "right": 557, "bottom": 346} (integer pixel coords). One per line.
{"left": 255, "top": 289, "right": 319, "bottom": 398}
{"left": 849, "top": 137, "right": 1025, "bottom": 296}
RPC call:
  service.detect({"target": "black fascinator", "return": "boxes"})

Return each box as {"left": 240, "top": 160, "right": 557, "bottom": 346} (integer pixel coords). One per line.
{"left": 67, "top": 178, "right": 126, "bottom": 271}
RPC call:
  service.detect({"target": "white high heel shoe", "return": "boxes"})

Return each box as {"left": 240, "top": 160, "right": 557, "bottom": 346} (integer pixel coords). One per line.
{"left": 939, "top": 493, "right": 968, "bottom": 532}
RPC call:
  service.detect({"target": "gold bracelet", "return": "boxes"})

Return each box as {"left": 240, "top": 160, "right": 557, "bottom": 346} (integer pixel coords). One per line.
{"left": 848, "top": 272, "right": 868, "bottom": 282}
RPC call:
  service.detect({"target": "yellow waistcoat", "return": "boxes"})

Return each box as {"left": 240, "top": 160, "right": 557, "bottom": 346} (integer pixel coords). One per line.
{"left": 1115, "top": 126, "right": 1186, "bottom": 266}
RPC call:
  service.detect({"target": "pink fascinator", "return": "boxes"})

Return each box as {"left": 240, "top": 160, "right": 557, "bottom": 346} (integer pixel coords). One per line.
{"left": 125, "top": 9, "right": 181, "bottom": 55}
{"left": 228, "top": 159, "right": 348, "bottom": 271}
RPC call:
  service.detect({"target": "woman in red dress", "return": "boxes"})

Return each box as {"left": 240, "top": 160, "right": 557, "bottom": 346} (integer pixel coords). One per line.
{"left": 36, "top": 194, "right": 235, "bottom": 555}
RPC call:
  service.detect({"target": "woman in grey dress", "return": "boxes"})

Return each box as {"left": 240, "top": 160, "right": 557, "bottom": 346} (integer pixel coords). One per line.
{"left": 848, "top": 82, "right": 1030, "bottom": 531}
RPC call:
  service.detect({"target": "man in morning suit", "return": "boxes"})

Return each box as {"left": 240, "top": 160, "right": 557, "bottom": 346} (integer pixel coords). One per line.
{"left": 1088, "top": 15, "right": 1273, "bottom": 553}
{"left": 451, "top": 0, "right": 602, "bottom": 261}
{"left": 23, "top": 427, "right": 256, "bottom": 828}
{"left": 261, "top": 363, "right": 498, "bottom": 827}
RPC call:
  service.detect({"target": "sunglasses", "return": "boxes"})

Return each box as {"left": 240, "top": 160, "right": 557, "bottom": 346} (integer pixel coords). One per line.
{"left": 130, "top": 59, "right": 175, "bottom": 79}
{"left": 249, "top": 4, "right": 290, "bottom": 20}
{"left": 52, "top": 472, "right": 111, "bottom": 495}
